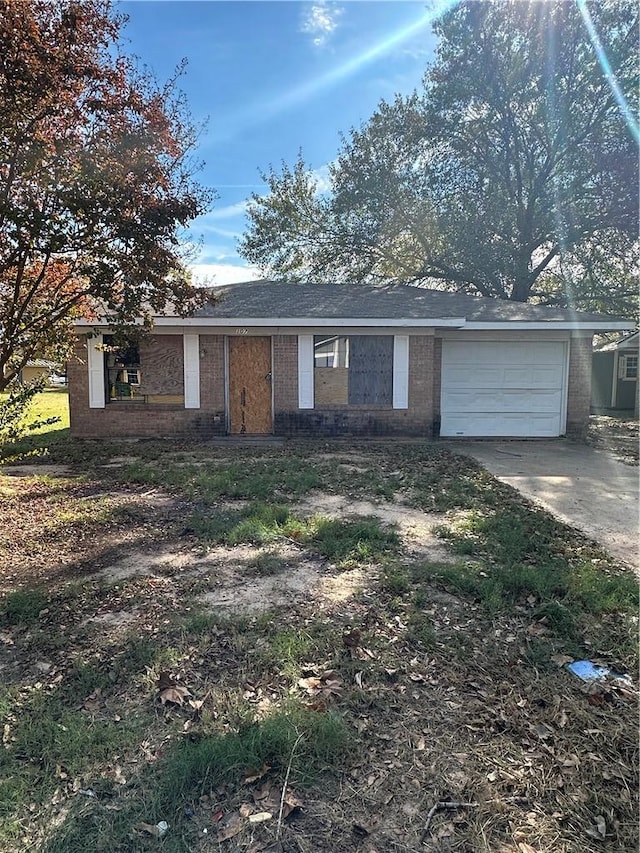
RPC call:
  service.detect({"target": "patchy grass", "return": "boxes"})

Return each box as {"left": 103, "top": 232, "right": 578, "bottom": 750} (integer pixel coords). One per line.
{"left": 1, "top": 588, "right": 48, "bottom": 625}
{"left": 0, "top": 434, "right": 637, "bottom": 853}
{"left": 429, "top": 503, "right": 638, "bottom": 659}
{"left": 43, "top": 706, "right": 350, "bottom": 853}
{"left": 0, "top": 389, "right": 70, "bottom": 461}
{"left": 183, "top": 502, "right": 400, "bottom": 567}
{"left": 246, "top": 550, "right": 289, "bottom": 577}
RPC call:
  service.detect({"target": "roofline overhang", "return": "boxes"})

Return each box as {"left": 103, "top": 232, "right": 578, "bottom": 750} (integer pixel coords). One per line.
{"left": 463, "top": 321, "right": 634, "bottom": 331}
{"left": 74, "top": 316, "right": 467, "bottom": 329}
{"left": 73, "top": 317, "right": 634, "bottom": 333}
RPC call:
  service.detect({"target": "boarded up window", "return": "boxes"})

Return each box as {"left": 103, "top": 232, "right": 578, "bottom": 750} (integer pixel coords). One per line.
{"left": 348, "top": 336, "right": 393, "bottom": 405}
{"left": 313, "top": 335, "right": 392, "bottom": 407}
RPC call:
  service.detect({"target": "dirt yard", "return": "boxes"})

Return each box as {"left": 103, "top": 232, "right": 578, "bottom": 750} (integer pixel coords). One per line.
{"left": 587, "top": 414, "right": 639, "bottom": 466}
{"left": 0, "top": 439, "right": 637, "bottom": 853}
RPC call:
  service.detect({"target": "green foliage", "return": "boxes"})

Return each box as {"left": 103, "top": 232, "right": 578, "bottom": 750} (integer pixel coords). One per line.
{"left": 380, "top": 565, "right": 411, "bottom": 595}
{"left": 406, "top": 612, "right": 436, "bottom": 650}
{"left": 0, "top": 382, "right": 59, "bottom": 444}
{"left": 0, "top": 0, "right": 212, "bottom": 394}
{"left": 155, "top": 706, "right": 350, "bottom": 809}
{"left": 310, "top": 516, "right": 401, "bottom": 565}
{"left": 120, "top": 456, "right": 322, "bottom": 503}
{"left": 240, "top": 1, "right": 638, "bottom": 314}
{"left": 184, "top": 502, "right": 399, "bottom": 567}
{"left": 43, "top": 706, "right": 350, "bottom": 852}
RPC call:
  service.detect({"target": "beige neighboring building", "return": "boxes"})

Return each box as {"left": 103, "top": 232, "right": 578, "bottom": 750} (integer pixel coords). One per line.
{"left": 19, "top": 360, "right": 58, "bottom": 385}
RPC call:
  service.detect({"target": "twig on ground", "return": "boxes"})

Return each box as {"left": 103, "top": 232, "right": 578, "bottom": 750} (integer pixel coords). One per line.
{"left": 275, "top": 532, "right": 306, "bottom": 549}
{"left": 420, "top": 800, "right": 479, "bottom": 843}
{"left": 276, "top": 732, "right": 304, "bottom": 841}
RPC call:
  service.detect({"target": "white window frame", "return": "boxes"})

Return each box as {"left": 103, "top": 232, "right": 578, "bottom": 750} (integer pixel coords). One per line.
{"left": 183, "top": 334, "right": 201, "bottom": 409}
{"left": 298, "top": 335, "right": 314, "bottom": 408}
{"left": 618, "top": 353, "right": 638, "bottom": 381}
{"left": 87, "top": 334, "right": 105, "bottom": 409}
{"left": 392, "top": 335, "right": 409, "bottom": 409}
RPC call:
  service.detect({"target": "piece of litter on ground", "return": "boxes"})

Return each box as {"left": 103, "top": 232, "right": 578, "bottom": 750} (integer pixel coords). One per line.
{"left": 566, "top": 660, "right": 631, "bottom": 684}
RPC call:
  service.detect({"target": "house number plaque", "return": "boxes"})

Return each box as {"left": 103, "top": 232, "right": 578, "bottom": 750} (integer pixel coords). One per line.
{"left": 234, "top": 328, "right": 249, "bottom": 335}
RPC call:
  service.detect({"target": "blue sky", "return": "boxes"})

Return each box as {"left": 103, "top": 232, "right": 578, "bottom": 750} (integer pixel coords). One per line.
{"left": 119, "top": 1, "right": 440, "bottom": 283}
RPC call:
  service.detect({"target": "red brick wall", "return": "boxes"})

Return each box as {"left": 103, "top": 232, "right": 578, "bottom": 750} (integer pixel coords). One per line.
{"left": 69, "top": 330, "right": 595, "bottom": 440}
{"left": 69, "top": 334, "right": 226, "bottom": 438}
{"left": 273, "top": 334, "right": 437, "bottom": 437}
{"left": 566, "top": 335, "right": 593, "bottom": 436}
{"left": 272, "top": 335, "right": 298, "bottom": 412}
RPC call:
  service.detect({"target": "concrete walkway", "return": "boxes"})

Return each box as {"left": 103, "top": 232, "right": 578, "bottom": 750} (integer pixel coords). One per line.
{"left": 451, "top": 440, "right": 639, "bottom": 569}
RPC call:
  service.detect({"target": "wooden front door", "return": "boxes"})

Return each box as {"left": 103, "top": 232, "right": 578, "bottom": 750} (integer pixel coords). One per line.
{"left": 228, "top": 337, "right": 272, "bottom": 434}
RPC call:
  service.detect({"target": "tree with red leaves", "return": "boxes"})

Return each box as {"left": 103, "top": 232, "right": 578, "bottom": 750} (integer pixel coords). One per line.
{"left": 0, "top": 0, "right": 213, "bottom": 393}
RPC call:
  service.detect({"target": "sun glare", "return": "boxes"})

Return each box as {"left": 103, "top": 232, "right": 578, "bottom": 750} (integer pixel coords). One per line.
{"left": 577, "top": 0, "right": 639, "bottom": 144}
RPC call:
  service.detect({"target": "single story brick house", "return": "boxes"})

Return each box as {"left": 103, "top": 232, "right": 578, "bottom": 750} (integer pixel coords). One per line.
{"left": 69, "top": 281, "right": 633, "bottom": 440}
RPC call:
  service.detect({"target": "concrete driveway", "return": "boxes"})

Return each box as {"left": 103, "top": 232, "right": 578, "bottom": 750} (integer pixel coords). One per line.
{"left": 451, "top": 440, "right": 639, "bottom": 569}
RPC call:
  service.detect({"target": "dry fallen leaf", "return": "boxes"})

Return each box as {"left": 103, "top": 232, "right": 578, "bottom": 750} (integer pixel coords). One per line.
{"left": 159, "top": 685, "right": 192, "bottom": 706}
{"left": 584, "top": 815, "right": 607, "bottom": 840}
{"left": 298, "top": 670, "right": 343, "bottom": 699}
{"left": 216, "top": 813, "right": 243, "bottom": 842}
{"left": 343, "top": 628, "right": 361, "bottom": 649}
{"left": 113, "top": 765, "right": 127, "bottom": 785}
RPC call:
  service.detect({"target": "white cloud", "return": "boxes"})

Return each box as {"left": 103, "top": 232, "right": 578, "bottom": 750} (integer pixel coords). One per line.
{"left": 309, "top": 162, "right": 333, "bottom": 194}
{"left": 300, "top": 2, "right": 344, "bottom": 48}
{"left": 190, "top": 262, "right": 262, "bottom": 287}
{"left": 204, "top": 201, "right": 249, "bottom": 221}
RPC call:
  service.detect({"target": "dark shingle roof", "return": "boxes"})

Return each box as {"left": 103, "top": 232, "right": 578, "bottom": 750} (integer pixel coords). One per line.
{"left": 191, "top": 280, "right": 631, "bottom": 325}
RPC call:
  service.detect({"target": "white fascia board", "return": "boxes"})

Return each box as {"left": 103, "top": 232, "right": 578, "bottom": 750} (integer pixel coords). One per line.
{"left": 148, "top": 316, "right": 467, "bottom": 329}
{"left": 463, "top": 321, "right": 635, "bottom": 331}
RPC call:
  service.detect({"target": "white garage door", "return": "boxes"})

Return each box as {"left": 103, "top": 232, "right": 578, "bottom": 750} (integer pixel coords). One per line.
{"left": 440, "top": 340, "right": 567, "bottom": 437}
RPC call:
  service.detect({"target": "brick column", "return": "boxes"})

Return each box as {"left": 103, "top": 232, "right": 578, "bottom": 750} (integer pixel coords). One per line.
{"left": 566, "top": 335, "right": 593, "bottom": 437}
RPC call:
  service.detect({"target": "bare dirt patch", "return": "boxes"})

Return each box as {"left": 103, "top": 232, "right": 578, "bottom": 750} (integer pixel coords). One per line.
{"left": 0, "top": 444, "right": 637, "bottom": 853}
{"left": 299, "top": 491, "right": 455, "bottom": 563}
{"left": 2, "top": 464, "right": 73, "bottom": 478}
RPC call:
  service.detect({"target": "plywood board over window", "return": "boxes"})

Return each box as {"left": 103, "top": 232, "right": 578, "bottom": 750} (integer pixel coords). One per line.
{"left": 313, "top": 335, "right": 394, "bottom": 407}
{"left": 228, "top": 337, "right": 272, "bottom": 434}
{"left": 348, "top": 336, "right": 393, "bottom": 405}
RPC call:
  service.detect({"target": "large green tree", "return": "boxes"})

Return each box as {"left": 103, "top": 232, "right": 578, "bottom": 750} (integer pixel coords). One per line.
{"left": 0, "top": 0, "right": 213, "bottom": 392}
{"left": 240, "top": 0, "right": 639, "bottom": 313}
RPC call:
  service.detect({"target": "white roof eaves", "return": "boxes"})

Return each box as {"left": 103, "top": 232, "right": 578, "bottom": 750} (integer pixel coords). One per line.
{"left": 75, "top": 316, "right": 468, "bottom": 329}
{"left": 463, "top": 321, "right": 634, "bottom": 331}
{"left": 73, "top": 318, "right": 634, "bottom": 332}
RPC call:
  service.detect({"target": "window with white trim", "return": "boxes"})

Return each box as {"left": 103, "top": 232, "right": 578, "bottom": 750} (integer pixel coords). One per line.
{"left": 619, "top": 354, "right": 638, "bottom": 380}
{"left": 313, "top": 334, "right": 393, "bottom": 406}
